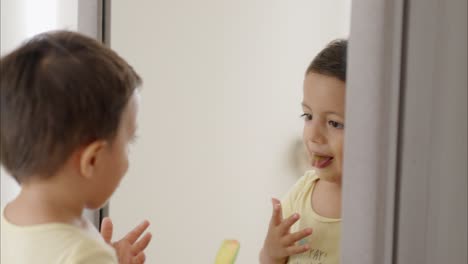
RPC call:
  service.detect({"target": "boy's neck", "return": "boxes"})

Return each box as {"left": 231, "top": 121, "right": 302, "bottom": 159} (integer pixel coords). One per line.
{"left": 319, "top": 177, "right": 342, "bottom": 189}
{"left": 5, "top": 176, "right": 85, "bottom": 226}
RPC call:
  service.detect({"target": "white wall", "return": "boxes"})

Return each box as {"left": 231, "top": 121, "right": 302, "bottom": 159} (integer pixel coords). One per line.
{"left": 0, "top": 0, "right": 78, "bottom": 209}
{"left": 109, "top": 1, "right": 350, "bottom": 263}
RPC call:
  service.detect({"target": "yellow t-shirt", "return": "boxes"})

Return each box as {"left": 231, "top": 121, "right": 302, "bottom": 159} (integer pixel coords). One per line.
{"left": 282, "top": 170, "right": 341, "bottom": 264}
{"left": 1, "top": 209, "right": 118, "bottom": 264}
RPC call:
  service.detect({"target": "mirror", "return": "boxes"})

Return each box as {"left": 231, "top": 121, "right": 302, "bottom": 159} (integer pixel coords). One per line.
{"left": 109, "top": 0, "right": 351, "bottom": 262}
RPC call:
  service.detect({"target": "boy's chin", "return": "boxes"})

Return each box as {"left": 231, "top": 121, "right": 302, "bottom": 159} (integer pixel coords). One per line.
{"left": 85, "top": 200, "right": 109, "bottom": 211}
{"left": 316, "top": 170, "right": 341, "bottom": 182}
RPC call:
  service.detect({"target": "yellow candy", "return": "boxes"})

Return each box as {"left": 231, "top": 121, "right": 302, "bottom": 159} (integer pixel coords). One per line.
{"left": 214, "top": 240, "right": 240, "bottom": 264}
{"left": 313, "top": 155, "right": 326, "bottom": 163}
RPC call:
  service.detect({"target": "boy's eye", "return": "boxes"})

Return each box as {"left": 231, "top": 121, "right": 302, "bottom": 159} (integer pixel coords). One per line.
{"left": 328, "top": 120, "right": 344, "bottom": 129}
{"left": 300, "top": 113, "right": 312, "bottom": 121}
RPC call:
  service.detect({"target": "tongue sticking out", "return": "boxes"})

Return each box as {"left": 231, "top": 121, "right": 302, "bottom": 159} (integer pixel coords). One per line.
{"left": 312, "top": 155, "right": 333, "bottom": 168}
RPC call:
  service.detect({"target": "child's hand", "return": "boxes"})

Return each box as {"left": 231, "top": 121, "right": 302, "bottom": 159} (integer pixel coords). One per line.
{"left": 100, "top": 217, "right": 152, "bottom": 264}
{"left": 259, "top": 198, "right": 312, "bottom": 264}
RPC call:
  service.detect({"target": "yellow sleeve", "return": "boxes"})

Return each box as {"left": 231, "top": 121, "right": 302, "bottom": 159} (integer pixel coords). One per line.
{"left": 281, "top": 172, "right": 314, "bottom": 219}
{"left": 75, "top": 252, "right": 117, "bottom": 264}
{"left": 67, "top": 239, "right": 118, "bottom": 264}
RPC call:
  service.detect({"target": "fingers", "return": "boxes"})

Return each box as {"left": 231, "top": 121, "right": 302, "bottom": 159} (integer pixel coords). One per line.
{"left": 100, "top": 217, "right": 113, "bottom": 243}
{"left": 278, "top": 213, "right": 301, "bottom": 235}
{"left": 281, "top": 228, "right": 312, "bottom": 246}
{"left": 125, "top": 220, "right": 151, "bottom": 244}
{"left": 132, "top": 232, "right": 152, "bottom": 254}
{"left": 132, "top": 252, "right": 146, "bottom": 264}
{"left": 269, "top": 198, "right": 283, "bottom": 227}
{"left": 285, "top": 244, "right": 310, "bottom": 256}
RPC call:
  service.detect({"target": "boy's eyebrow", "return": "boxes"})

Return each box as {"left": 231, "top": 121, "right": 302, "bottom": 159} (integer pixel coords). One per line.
{"left": 301, "top": 102, "right": 311, "bottom": 110}
{"left": 325, "top": 111, "right": 344, "bottom": 117}
{"left": 301, "top": 102, "right": 344, "bottom": 117}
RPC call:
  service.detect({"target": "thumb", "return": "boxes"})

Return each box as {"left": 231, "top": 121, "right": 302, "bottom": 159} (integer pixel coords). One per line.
{"left": 100, "top": 217, "right": 113, "bottom": 244}
{"left": 269, "top": 198, "right": 283, "bottom": 227}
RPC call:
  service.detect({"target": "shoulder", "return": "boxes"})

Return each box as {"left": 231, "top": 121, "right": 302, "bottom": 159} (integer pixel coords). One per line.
{"left": 1, "top": 213, "right": 117, "bottom": 264}
{"left": 66, "top": 235, "right": 118, "bottom": 264}
{"left": 281, "top": 170, "right": 318, "bottom": 216}
{"left": 290, "top": 170, "right": 319, "bottom": 193}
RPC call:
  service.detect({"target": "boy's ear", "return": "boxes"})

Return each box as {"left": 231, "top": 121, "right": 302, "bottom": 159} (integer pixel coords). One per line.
{"left": 79, "top": 140, "right": 108, "bottom": 179}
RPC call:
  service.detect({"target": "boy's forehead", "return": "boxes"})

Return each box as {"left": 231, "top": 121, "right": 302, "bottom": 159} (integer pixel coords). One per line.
{"left": 303, "top": 73, "right": 345, "bottom": 113}
{"left": 121, "top": 92, "right": 139, "bottom": 131}
{"left": 304, "top": 72, "right": 345, "bottom": 89}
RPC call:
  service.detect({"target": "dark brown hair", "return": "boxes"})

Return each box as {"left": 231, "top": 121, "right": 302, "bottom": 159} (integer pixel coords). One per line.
{"left": 0, "top": 30, "right": 142, "bottom": 183}
{"left": 307, "top": 39, "right": 347, "bottom": 82}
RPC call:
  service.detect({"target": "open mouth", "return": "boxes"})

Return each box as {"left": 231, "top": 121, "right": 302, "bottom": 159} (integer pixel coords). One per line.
{"left": 311, "top": 154, "right": 334, "bottom": 169}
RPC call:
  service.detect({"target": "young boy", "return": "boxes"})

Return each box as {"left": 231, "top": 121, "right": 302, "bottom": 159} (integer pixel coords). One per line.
{"left": 260, "top": 39, "right": 347, "bottom": 264}
{"left": 1, "top": 31, "right": 152, "bottom": 264}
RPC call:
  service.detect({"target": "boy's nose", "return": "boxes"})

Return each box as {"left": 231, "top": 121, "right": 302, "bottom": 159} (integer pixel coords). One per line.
{"left": 306, "top": 121, "right": 326, "bottom": 145}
